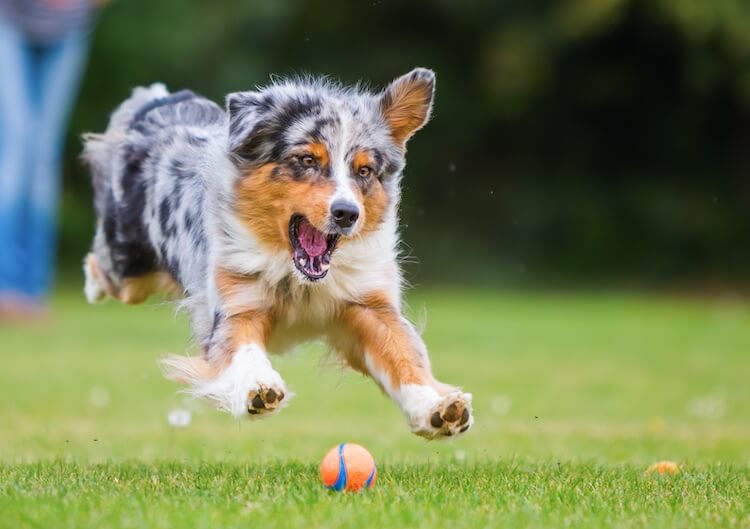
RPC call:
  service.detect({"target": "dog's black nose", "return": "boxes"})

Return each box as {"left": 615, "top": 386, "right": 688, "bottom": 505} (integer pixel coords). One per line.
{"left": 331, "top": 200, "right": 360, "bottom": 229}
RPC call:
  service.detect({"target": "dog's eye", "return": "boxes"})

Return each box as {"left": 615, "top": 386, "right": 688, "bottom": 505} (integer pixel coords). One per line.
{"left": 358, "top": 166, "right": 373, "bottom": 179}
{"left": 299, "top": 155, "right": 317, "bottom": 167}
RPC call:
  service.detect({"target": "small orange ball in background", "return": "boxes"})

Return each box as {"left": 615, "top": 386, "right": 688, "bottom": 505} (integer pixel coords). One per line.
{"left": 646, "top": 460, "right": 680, "bottom": 476}
{"left": 320, "top": 443, "right": 377, "bottom": 492}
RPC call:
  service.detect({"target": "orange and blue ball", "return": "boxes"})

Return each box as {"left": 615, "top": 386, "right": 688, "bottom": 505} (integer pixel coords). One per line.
{"left": 320, "top": 443, "right": 377, "bottom": 492}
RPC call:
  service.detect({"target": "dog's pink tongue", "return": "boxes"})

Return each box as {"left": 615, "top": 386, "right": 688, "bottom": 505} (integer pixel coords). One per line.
{"left": 298, "top": 220, "right": 327, "bottom": 257}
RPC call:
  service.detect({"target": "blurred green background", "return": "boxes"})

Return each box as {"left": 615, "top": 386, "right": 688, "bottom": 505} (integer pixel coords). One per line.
{"left": 5, "top": 4, "right": 750, "bottom": 525}
{"left": 59, "top": 0, "right": 750, "bottom": 287}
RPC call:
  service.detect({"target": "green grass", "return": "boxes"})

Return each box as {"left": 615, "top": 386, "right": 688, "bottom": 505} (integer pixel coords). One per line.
{"left": 1, "top": 285, "right": 749, "bottom": 528}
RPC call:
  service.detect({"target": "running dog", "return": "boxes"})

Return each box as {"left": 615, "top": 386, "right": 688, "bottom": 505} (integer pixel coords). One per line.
{"left": 82, "top": 68, "right": 473, "bottom": 439}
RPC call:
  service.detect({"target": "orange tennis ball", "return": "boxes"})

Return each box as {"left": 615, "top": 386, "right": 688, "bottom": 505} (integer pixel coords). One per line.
{"left": 646, "top": 461, "right": 680, "bottom": 476}
{"left": 320, "top": 443, "right": 377, "bottom": 492}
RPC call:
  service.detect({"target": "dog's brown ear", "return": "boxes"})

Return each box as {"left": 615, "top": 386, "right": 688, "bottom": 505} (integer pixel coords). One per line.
{"left": 379, "top": 68, "right": 436, "bottom": 146}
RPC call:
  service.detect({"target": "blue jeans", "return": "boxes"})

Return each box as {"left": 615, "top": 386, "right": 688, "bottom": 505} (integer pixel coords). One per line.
{"left": 0, "top": 15, "right": 90, "bottom": 300}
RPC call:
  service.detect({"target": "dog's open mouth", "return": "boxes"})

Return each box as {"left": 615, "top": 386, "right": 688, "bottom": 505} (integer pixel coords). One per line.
{"left": 289, "top": 215, "right": 340, "bottom": 281}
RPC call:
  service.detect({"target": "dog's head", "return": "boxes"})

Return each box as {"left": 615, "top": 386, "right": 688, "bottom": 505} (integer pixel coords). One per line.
{"left": 226, "top": 68, "right": 435, "bottom": 282}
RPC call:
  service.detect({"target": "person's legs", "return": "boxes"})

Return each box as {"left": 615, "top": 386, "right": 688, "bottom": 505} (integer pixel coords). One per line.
{"left": 0, "top": 16, "right": 34, "bottom": 301}
{"left": 24, "top": 31, "right": 90, "bottom": 299}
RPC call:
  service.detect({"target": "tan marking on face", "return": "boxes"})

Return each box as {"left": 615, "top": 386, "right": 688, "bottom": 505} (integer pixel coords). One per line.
{"left": 340, "top": 292, "right": 427, "bottom": 390}
{"left": 235, "top": 163, "right": 335, "bottom": 252}
{"left": 308, "top": 142, "right": 330, "bottom": 169}
{"left": 353, "top": 151, "right": 372, "bottom": 172}
{"left": 350, "top": 150, "right": 389, "bottom": 235}
{"left": 362, "top": 185, "right": 388, "bottom": 234}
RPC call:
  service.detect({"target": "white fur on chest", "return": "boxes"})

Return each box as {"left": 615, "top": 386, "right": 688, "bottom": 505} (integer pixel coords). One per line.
{"left": 210, "top": 215, "right": 402, "bottom": 355}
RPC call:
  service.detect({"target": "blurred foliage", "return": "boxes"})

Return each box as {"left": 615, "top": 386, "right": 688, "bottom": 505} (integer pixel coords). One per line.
{"left": 60, "top": 0, "right": 750, "bottom": 285}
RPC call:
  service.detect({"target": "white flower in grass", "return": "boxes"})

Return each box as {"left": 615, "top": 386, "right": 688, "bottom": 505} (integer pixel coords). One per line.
{"left": 167, "top": 408, "right": 192, "bottom": 428}
{"left": 89, "top": 386, "right": 111, "bottom": 408}
{"left": 687, "top": 395, "right": 726, "bottom": 419}
{"left": 490, "top": 394, "right": 512, "bottom": 415}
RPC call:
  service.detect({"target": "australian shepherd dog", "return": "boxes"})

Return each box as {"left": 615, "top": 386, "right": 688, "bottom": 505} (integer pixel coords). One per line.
{"left": 81, "top": 68, "right": 472, "bottom": 439}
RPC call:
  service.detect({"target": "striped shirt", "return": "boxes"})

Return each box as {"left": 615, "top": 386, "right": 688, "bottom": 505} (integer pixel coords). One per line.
{"left": 0, "top": 0, "right": 93, "bottom": 43}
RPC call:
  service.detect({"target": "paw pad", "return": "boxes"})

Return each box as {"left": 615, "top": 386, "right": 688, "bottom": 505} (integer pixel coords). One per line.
{"left": 247, "top": 386, "right": 285, "bottom": 415}
{"left": 426, "top": 394, "right": 473, "bottom": 438}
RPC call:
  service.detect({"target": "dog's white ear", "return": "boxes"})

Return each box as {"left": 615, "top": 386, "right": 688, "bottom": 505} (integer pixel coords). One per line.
{"left": 379, "top": 68, "right": 436, "bottom": 146}
{"left": 226, "top": 91, "right": 269, "bottom": 160}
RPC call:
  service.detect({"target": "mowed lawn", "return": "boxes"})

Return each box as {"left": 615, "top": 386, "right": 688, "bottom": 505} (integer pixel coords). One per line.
{"left": 1, "top": 285, "right": 749, "bottom": 528}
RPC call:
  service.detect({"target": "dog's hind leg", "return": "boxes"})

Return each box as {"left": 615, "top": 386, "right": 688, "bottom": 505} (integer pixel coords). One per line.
{"left": 331, "top": 292, "right": 474, "bottom": 440}
{"left": 84, "top": 251, "right": 178, "bottom": 305}
{"left": 83, "top": 252, "right": 115, "bottom": 304}
{"left": 118, "top": 272, "right": 180, "bottom": 304}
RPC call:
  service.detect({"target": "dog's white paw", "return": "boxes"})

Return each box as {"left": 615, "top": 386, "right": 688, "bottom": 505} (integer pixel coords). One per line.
{"left": 423, "top": 392, "right": 473, "bottom": 439}
{"left": 399, "top": 386, "right": 474, "bottom": 439}
{"left": 247, "top": 384, "right": 287, "bottom": 416}
{"left": 189, "top": 344, "right": 291, "bottom": 418}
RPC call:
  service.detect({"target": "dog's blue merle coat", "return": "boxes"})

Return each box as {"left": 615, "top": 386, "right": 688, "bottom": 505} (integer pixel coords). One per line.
{"left": 79, "top": 71, "right": 479, "bottom": 440}
{"left": 83, "top": 70, "right": 434, "bottom": 348}
{"left": 86, "top": 86, "right": 223, "bottom": 294}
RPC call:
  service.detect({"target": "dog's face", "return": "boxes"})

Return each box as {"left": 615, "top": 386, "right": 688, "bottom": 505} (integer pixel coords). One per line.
{"left": 226, "top": 68, "right": 435, "bottom": 282}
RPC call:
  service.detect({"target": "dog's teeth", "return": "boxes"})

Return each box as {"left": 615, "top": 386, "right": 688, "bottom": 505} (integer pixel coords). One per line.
{"left": 298, "top": 256, "right": 307, "bottom": 267}
{"left": 321, "top": 253, "right": 330, "bottom": 265}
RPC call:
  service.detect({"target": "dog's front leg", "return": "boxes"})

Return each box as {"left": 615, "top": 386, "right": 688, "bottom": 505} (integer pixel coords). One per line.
{"left": 336, "top": 294, "right": 473, "bottom": 439}
{"left": 205, "top": 308, "right": 289, "bottom": 417}
{"left": 163, "top": 273, "right": 289, "bottom": 418}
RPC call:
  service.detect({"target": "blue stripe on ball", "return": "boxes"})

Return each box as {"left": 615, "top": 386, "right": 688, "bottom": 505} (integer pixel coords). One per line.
{"left": 328, "top": 443, "right": 348, "bottom": 491}
{"left": 365, "top": 466, "right": 376, "bottom": 488}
